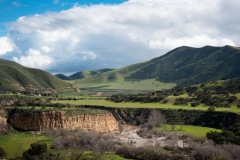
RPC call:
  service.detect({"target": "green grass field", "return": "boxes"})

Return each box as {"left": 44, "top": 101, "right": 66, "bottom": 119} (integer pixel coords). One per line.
{"left": 70, "top": 79, "right": 175, "bottom": 91}
{"left": 0, "top": 132, "right": 51, "bottom": 158}
{"left": 53, "top": 99, "right": 240, "bottom": 113}
{"left": 159, "top": 125, "right": 221, "bottom": 137}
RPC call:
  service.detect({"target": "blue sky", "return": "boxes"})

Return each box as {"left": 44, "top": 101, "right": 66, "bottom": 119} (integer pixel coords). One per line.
{"left": 0, "top": 0, "right": 239, "bottom": 74}
{"left": 0, "top": 0, "right": 127, "bottom": 36}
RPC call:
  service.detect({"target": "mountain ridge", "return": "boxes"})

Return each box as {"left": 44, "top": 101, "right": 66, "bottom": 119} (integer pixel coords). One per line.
{"left": 58, "top": 45, "right": 240, "bottom": 86}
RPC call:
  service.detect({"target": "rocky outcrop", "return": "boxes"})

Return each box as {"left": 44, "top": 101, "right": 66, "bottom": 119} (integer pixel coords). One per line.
{"left": 0, "top": 109, "right": 7, "bottom": 133}
{"left": 9, "top": 111, "right": 119, "bottom": 133}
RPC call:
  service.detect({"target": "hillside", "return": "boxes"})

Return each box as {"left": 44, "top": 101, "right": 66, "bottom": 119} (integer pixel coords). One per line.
{"left": 127, "top": 45, "right": 240, "bottom": 85}
{"left": 0, "top": 58, "right": 73, "bottom": 92}
{"left": 63, "top": 45, "right": 240, "bottom": 86}
{"left": 55, "top": 74, "right": 71, "bottom": 80}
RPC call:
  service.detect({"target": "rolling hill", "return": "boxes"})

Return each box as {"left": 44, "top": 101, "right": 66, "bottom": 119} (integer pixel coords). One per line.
{"left": 55, "top": 68, "right": 114, "bottom": 81}
{"left": 0, "top": 58, "right": 73, "bottom": 92}
{"left": 60, "top": 45, "right": 240, "bottom": 86}
{"left": 127, "top": 45, "right": 240, "bottom": 85}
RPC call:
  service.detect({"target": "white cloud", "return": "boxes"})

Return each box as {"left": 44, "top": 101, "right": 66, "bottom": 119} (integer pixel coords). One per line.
{"left": 81, "top": 51, "right": 97, "bottom": 61}
{"left": 1, "top": 0, "right": 240, "bottom": 73}
{"left": 53, "top": 0, "right": 60, "bottom": 5}
{"left": 13, "top": 49, "right": 52, "bottom": 69}
{"left": 0, "top": 37, "right": 14, "bottom": 55}
{"left": 149, "top": 35, "right": 235, "bottom": 50}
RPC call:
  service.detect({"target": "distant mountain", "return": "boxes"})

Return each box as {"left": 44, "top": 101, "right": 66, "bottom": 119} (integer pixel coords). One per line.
{"left": 55, "top": 74, "right": 71, "bottom": 80}
{"left": 0, "top": 58, "right": 73, "bottom": 92}
{"left": 57, "top": 45, "right": 240, "bottom": 86}
{"left": 56, "top": 68, "right": 114, "bottom": 80}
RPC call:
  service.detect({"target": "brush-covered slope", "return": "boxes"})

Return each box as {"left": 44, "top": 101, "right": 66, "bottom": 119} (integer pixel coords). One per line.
{"left": 0, "top": 58, "right": 73, "bottom": 92}
{"left": 127, "top": 45, "right": 240, "bottom": 85}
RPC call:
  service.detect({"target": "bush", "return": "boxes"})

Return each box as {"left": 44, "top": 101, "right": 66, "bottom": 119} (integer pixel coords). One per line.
{"left": 191, "top": 142, "right": 240, "bottom": 160}
{"left": 116, "top": 146, "right": 170, "bottom": 160}
{"left": 116, "top": 146, "right": 186, "bottom": 160}
{"left": 145, "top": 110, "right": 166, "bottom": 129}
{"left": 0, "top": 147, "right": 6, "bottom": 158}
{"left": 161, "top": 99, "right": 168, "bottom": 104}
{"left": 206, "top": 131, "right": 239, "bottom": 145}
{"left": 193, "top": 145, "right": 231, "bottom": 160}
{"left": 207, "top": 106, "right": 215, "bottom": 112}
{"left": 237, "top": 102, "right": 240, "bottom": 108}
{"left": 191, "top": 101, "right": 200, "bottom": 107}
{"left": 22, "top": 142, "right": 47, "bottom": 159}
{"left": 173, "top": 98, "right": 189, "bottom": 106}
{"left": 50, "top": 129, "right": 119, "bottom": 153}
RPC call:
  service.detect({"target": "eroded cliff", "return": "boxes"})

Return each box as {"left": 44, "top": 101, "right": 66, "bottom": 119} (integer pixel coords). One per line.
{"left": 9, "top": 111, "right": 119, "bottom": 133}
{"left": 0, "top": 109, "right": 7, "bottom": 133}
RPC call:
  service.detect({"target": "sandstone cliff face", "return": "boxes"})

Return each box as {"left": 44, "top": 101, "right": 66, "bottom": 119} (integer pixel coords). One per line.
{"left": 0, "top": 109, "right": 7, "bottom": 132}
{"left": 9, "top": 111, "right": 119, "bottom": 133}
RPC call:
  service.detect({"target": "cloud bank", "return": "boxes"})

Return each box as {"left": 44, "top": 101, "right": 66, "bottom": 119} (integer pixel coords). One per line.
{"left": 1, "top": 0, "right": 239, "bottom": 73}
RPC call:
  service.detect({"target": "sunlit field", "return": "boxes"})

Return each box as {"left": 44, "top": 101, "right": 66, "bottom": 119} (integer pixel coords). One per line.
{"left": 53, "top": 99, "right": 240, "bottom": 113}
{"left": 158, "top": 125, "right": 221, "bottom": 137}
{"left": 0, "top": 132, "right": 51, "bottom": 158}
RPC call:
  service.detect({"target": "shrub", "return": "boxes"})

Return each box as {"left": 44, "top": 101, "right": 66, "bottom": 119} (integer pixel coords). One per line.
{"left": 50, "top": 129, "right": 119, "bottom": 153}
{"left": 191, "top": 101, "right": 200, "bottom": 107}
{"left": 0, "top": 147, "right": 6, "bottom": 158}
{"left": 237, "top": 101, "right": 240, "bottom": 108}
{"left": 173, "top": 98, "right": 189, "bottom": 106}
{"left": 206, "top": 131, "right": 239, "bottom": 145}
{"left": 116, "top": 146, "right": 171, "bottom": 160}
{"left": 193, "top": 145, "right": 231, "bottom": 160}
{"left": 145, "top": 110, "right": 166, "bottom": 129}
{"left": 207, "top": 106, "right": 215, "bottom": 112}
{"left": 22, "top": 142, "right": 47, "bottom": 159}
{"left": 162, "top": 99, "right": 168, "bottom": 104}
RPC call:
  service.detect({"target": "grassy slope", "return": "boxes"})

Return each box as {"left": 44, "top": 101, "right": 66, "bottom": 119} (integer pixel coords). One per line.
{"left": 128, "top": 45, "right": 240, "bottom": 85}
{"left": 159, "top": 125, "right": 221, "bottom": 137}
{"left": 71, "top": 79, "right": 175, "bottom": 91}
{"left": 0, "top": 58, "right": 72, "bottom": 91}
{"left": 0, "top": 132, "right": 51, "bottom": 158}
{"left": 68, "top": 61, "right": 156, "bottom": 87}
{"left": 67, "top": 45, "right": 240, "bottom": 87}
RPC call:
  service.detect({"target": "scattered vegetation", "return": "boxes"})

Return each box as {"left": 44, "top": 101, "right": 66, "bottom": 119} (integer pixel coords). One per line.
{"left": 107, "top": 77, "right": 240, "bottom": 110}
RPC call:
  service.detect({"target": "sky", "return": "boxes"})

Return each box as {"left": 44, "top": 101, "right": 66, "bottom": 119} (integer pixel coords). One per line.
{"left": 0, "top": 0, "right": 240, "bottom": 74}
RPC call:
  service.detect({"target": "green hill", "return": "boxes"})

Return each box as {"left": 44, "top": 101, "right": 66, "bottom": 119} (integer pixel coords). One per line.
{"left": 63, "top": 45, "right": 240, "bottom": 86}
{"left": 127, "top": 45, "right": 240, "bottom": 85}
{"left": 0, "top": 58, "right": 73, "bottom": 92}
{"left": 56, "top": 68, "right": 114, "bottom": 81}
{"left": 55, "top": 74, "right": 71, "bottom": 80}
